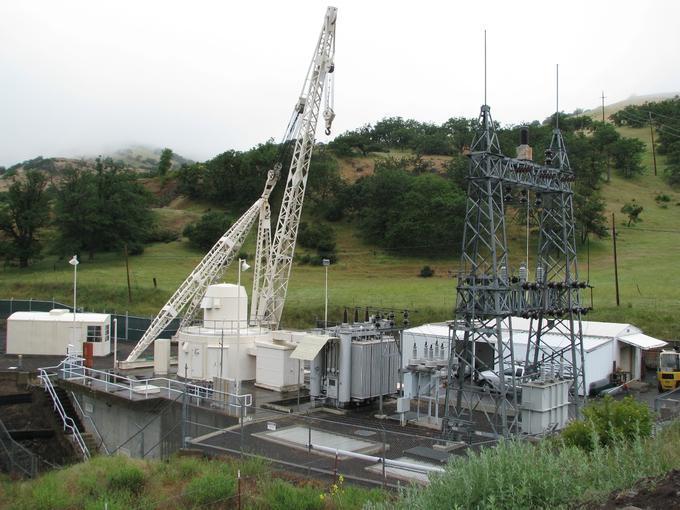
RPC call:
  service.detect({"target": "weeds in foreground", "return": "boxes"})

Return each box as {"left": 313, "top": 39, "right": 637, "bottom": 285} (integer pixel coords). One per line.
{"left": 375, "top": 421, "right": 680, "bottom": 510}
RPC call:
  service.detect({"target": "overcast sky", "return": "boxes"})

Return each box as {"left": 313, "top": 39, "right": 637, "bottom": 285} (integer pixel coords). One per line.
{"left": 1, "top": 0, "right": 679, "bottom": 167}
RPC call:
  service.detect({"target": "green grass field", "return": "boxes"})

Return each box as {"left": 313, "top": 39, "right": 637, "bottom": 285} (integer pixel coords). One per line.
{"left": 2, "top": 126, "right": 679, "bottom": 339}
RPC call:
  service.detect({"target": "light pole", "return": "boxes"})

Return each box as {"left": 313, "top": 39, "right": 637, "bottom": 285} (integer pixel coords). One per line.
{"left": 236, "top": 258, "right": 250, "bottom": 393}
{"left": 69, "top": 255, "right": 79, "bottom": 353}
{"left": 322, "top": 258, "right": 330, "bottom": 329}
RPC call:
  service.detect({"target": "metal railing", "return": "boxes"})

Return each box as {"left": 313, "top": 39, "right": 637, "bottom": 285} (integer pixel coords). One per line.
{"left": 0, "top": 418, "right": 38, "bottom": 478}
{"left": 69, "top": 391, "right": 110, "bottom": 455}
{"left": 37, "top": 364, "right": 90, "bottom": 460}
{"left": 183, "top": 318, "right": 270, "bottom": 336}
{"left": 48, "top": 355, "right": 253, "bottom": 414}
{"left": 655, "top": 384, "right": 680, "bottom": 419}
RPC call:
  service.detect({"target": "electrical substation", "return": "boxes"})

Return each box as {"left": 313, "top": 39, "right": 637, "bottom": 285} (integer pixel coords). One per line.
{"left": 0, "top": 5, "right": 671, "bottom": 487}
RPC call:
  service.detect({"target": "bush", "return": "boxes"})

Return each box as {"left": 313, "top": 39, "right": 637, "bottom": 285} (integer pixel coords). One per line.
{"left": 261, "top": 479, "right": 323, "bottom": 510}
{"left": 561, "top": 396, "right": 653, "bottom": 451}
{"left": 107, "top": 463, "right": 146, "bottom": 494}
{"left": 146, "top": 226, "right": 179, "bottom": 244}
{"left": 560, "top": 418, "right": 597, "bottom": 452}
{"left": 420, "top": 265, "right": 434, "bottom": 277}
{"left": 583, "top": 395, "right": 653, "bottom": 446}
{"left": 183, "top": 472, "right": 235, "bottom": 506}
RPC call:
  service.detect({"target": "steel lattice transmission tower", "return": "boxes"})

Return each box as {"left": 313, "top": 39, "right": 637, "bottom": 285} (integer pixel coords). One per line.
{"left": 442, "top": 98, "right": 588, "bottom": 438}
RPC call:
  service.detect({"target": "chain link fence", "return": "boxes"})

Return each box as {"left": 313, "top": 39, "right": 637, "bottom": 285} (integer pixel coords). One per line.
{"left": 185, "top": 403, "right": 494, "bottom": 488}
{"left": 0, "top": 417, "right": 38, "bottom": 478}
{"left": 0, "top": 298, "right": 180, "bottom": 343}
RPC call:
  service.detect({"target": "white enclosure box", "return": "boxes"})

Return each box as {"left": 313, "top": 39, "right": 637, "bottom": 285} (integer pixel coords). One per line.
{"left": 520, "top": 379, "right": 570, "bottom": 434}
{"left": 255, "top": 339, "right": 303, "bottom": 392}
{"left": 153, "top": 338, "right": 170, "bottom": 375}
{"left": 7, "top": 309, "right": 111, "bottom": 357}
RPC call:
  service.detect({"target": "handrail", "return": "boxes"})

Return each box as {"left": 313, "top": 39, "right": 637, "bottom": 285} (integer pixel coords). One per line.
{"left": 69, "top": 391, "right": 110, "bottom": 455}
{"left": 37, "top": 367, "right": 89, "bottom": 460}
{"left": 655, "top": 384, "right": 680, "bottom": 413}
{"left": 52, "top": 355, "right": 253, "bottom": 412}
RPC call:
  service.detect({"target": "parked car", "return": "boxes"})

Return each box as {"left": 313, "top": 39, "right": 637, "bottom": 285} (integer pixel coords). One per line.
{"left": 476, "top": 365, "right": 525, "bottom": 393}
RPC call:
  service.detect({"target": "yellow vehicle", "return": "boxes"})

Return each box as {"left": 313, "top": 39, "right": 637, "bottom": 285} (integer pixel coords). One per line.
{"left": 658, "top": 350, "right": 680, "bottom": 392}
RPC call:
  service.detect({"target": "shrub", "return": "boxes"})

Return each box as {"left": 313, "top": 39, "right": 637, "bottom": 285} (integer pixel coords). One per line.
{"left": 582, "top": 395, "right": 653, "bottom": 446}
{"left": 419, "top": 265, "right": 434, "bottom": 277}
{"left": 107, "top": 463, "right": 146, "bottom": 494}
{"left": 655, "top": 193, "right": 672, "bottom": 203}
{"left": 183, "top": 472, "right": 235, "bottom": 506}
{"left": 261, "top": 479, "right": 323, "bottom": 510}
{"left": 146, "top": 226, "right": 179, "bottom": 244}
{"left": 561, "top": 396, "right": 653, "bottom": 451}
{"left": 621, "top": 200, "right": 643, "bottom": 227}
{"left": 561, "top": 418, "right": 597, "bottom": 452}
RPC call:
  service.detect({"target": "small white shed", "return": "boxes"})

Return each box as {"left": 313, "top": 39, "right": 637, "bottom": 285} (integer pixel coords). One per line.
{"left": 7, "top": 309, "right": 111, "bottom": 357}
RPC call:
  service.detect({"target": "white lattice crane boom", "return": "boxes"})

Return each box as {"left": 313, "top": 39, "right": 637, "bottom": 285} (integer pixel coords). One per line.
{"left": 125, "top": 7, "right": 337, "bottom": 362}
{"left": 256, "top": 6, "right": 337, "bottom": 328}
{"left": 125, "top": 170, "right": 278, "bottom": 363}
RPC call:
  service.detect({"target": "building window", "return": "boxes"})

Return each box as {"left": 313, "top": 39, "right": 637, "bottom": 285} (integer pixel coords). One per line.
{"left": 87, "top": 325, "right": 102, "bottom": 342}
{"left": 104, "top": 324, "right": 110, "bottom": 342}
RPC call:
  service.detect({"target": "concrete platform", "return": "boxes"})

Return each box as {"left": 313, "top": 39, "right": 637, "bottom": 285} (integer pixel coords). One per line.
{"left": 253, "top": 425, "right": 383, "bottom": 458}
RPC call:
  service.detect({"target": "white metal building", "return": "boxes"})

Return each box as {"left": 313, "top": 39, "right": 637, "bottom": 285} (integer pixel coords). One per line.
{"left": 402, "top": 318, "right": 667, "bottom": 396}
{"left": 7, "top": 309, "right": 111, "bottom": 357}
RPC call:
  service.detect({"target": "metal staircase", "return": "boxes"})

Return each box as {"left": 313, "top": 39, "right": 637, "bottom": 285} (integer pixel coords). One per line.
{"left": 37, "top": 367, "right": 90, "bottom": 460}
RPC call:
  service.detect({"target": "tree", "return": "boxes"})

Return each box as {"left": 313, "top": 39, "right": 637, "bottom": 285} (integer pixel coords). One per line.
{"left": 351, "top": 165, "right": 466, "bottom": 255}
{"left": 297, "top": 221, "right": 337, "bottom": 262}
{"left": 157, "top": 148, "right": 173, "bottom": 176}
{"left": 0, "top": 171, "right": 50, "bottom": 267}
{"left": 183, "top": 211, "right": 233, "bottom": 250}
{"left": 610, "top": 138, "right": 645, "bottom": 178}
{"left": 621, "top": 200, "right": 643, "bottom": 227}
{"left": 202, "top": 142, "right": 278, "bottom": 207}
{"left": 54, "top": 158, "right": 153, "bottom": 258}
{"left": 177, "top": 163, "right": 204, "bottom": 199}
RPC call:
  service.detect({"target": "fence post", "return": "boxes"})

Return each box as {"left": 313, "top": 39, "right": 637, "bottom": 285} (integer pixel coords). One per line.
{"left": 237, "top": 469, "right": 242, "bottom": 510}
{"left": 382, "top": 428, "right": 386, "bottom": 488}
{"left": 29, "top": 298, "right": 32, "bottom": 311}
{"left": 125, "top": 312, "right": 129, "bottom": 341}
{"left": 307, "top": 412, "right": 312, "bottom": 477}
{"left": 240, "top": 397, "right": 245, "bottom": 457}
{"left": 10, "top": 297, "right": 13, "bottom": 313}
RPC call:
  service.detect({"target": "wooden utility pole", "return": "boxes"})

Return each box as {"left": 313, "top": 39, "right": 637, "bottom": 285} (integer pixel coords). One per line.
{"left": 601, "top": 91, "right": 606, "bottom": 122}
{"left": 611, "top": 213, "right": 620, "bottom": 307}
{"left": 649, "top": 112, "right": 658, "bottom": 176}
{"left": 124, "top": 243, "right": 132, "bottom": 303}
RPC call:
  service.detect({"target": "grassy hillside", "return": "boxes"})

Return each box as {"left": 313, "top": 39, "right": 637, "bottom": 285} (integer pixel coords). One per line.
{"left": 1, "top": 124, "right": 679, "bottom": 339}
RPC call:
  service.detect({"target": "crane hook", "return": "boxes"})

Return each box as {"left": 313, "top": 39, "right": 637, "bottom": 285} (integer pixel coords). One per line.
{"left": 325, "top": 127, "right": 331, "bottom": 136}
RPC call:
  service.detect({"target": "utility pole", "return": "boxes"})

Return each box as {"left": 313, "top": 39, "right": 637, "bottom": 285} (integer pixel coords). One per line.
{"left": 601, "top": 91, "right": 606, "bottom": 123}
{"left": 124, "top": 243, "right": 132, "bottom": 303}
{"left": 612, "top": 213, "right": 620, "bottom": 307}
{"left": 649, "top": 112, "right": 658, "bottom": 176}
